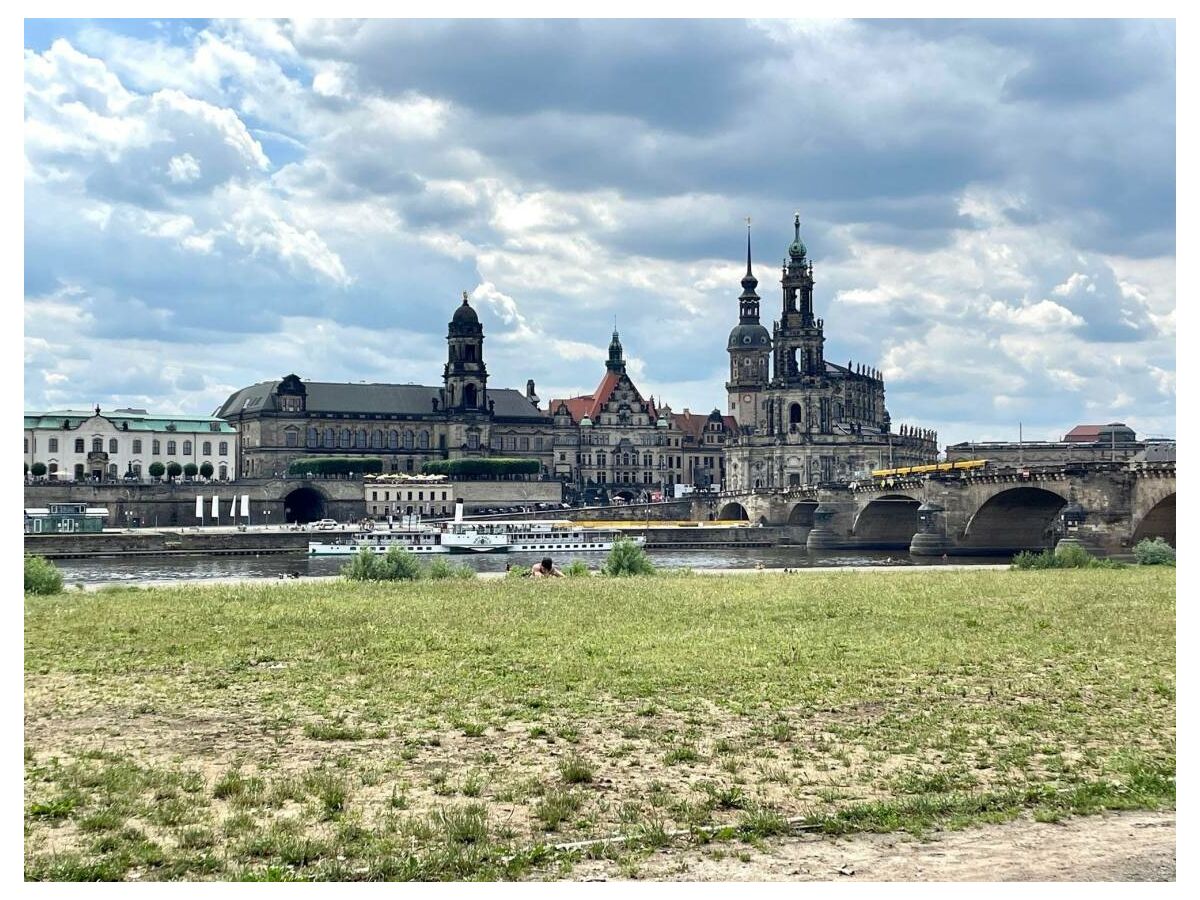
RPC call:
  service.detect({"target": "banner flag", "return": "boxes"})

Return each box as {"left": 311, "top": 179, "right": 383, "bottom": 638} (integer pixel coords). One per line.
{"left": 195, "top": 495, "right": 203, "bottom": 519}
{"left": 241, "top": 495, "right": 250, "bottom": 518}
{"left": 230, "top": 496, "right": 237, "bottom": 518}
{"left": 212, "top": 494, "right": 219, "bottom": 519}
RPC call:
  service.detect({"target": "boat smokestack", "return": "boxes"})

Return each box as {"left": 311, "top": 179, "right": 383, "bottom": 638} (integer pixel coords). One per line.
{"left": 454, "top": 500, "right": 464, "bottom": 523}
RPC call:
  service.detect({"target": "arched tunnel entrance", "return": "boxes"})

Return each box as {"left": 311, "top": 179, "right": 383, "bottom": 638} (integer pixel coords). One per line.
{"left": 961, "top": 487, "right": 1067, "bottom": 554}
{"left": 853, "top": 495, "right": 921, "bottom": 549}
{"left": 1132, "top": 493, "right": 1175, "bottom": 547}
{"left": 717, "top": 502, "right": 749, "bottom": 521}
{"left": 284, "top": 487, "right": 326, "bottom": 524}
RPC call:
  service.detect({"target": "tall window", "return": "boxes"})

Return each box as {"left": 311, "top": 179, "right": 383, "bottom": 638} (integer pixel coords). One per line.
{"left": 219, "top": 464, "right": 227, "bottom": 480}
{"left": 519, "top": 437, "right": 529, "bottom": 451}
{"left": 132, "top": 464, "right": 142, "bottom": 477}
{"left": 403, "top": 430, "right": 414, "bottom": 450}
{"left": 92, "top": 438, "right": 102, "bottom": 452}
{"left": 152, "top": 440, "right": 160, "bottom": 455}
{"left": 183, "top": 440, "right": 192, "bottom": 455}
{"left": 74, "top": 463, "right": 84, "bottom": 480}
{"left": 323, "top": 428, "right": 334, "bottom": 448}
{"left": 388, "top": 430, "right": 399, "bottom": 449}
{"left": 371, "top": 430, "right": 383, "bottom": 449}
{"left": 218, "top": 441, "right": 228, "bottom": 456}
{"left": 418, "top": 430, "right": 429, "bottom": 449}
{"left": 132, "top": 439, "right": 142, "bottom": 454}
{"left": 339, "top": 429, "right": 351, "bottom": 449}
{"left": 467, "top": 432, "right": 480, "bottom": 450}
{"left": 285, "top": 431, "right": 297, "bottom": 448}
{"left": 75, "top": 438, "right": 85, "bottom": 453}
{"left": 203, "top": 441, "right": 212, "bottom": 455}
{"left": 304, "top": 429, "right": 316, "bottom": 449}
{"left": 48, "top": 438, "right": 58, "bottom": 453}
{"left": 167, "top": 440, "right": 176, "bottom": 455}
{"left": 356, "top": 429, "right": 367, "bottom": 448}
{"left": 109, "top": 438, "right": 118, "bottom": 453}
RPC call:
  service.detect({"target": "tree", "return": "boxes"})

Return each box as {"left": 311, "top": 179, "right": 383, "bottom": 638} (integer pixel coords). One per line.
{"left": 148, "top": 461, "right": 165, "bottom": 479}
{"left": 184, "top": 463, "right": 199, "bottom": 479}
{"left": 31, "top": 462, "right": 47, "bottom": 478}
{"left": 421, "top": 457, "right": 540, "bottom": 479}
{"left": 288, "top": 457, "right": 383, "bottom": 477}
{"left": 166, "top": 462, "right": 183, "bottom": 481}
{"left": 199, "top": 461, "right": 214, "bottom": 479}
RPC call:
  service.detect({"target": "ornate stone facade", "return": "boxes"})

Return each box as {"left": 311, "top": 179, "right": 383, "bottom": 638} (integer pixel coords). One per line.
{"left": 216, "top": 294, "right": 555, "bottom": 479}
{"left": 725, "top": 217, "right": 938, "bottom": 489}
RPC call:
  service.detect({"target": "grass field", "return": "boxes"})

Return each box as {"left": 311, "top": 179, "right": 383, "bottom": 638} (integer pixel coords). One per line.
{"left": 24, "top": 568, "right": 1175, "bottom": 881}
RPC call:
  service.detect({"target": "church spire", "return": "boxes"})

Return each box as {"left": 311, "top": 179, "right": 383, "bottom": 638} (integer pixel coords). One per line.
{"left": 606, "top": 328, "right": 626, "bottom": 373}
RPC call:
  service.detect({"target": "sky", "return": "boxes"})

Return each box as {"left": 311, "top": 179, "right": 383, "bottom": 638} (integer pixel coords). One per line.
{"left": 22, "top": 18, "right": 1176, "bottom": 444}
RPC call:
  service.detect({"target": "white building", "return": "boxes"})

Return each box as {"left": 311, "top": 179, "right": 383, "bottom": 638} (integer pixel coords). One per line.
{"left": 24, "top": 407, "right": 239, "bottom": 482}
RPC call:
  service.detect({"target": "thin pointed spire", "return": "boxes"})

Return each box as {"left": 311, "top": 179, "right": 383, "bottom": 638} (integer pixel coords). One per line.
{"left": 745, "top": 216, "right": 753, "bottom": 277}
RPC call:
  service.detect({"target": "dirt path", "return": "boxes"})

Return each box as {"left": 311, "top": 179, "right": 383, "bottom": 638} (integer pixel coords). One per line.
{"left": 567, "top": 811, "right": 1176, "bottom": 882}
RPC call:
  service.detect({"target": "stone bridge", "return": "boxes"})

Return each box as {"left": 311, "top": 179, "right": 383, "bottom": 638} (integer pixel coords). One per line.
{"left": 697, "top": 462, "right": 1176, "bottom": 556}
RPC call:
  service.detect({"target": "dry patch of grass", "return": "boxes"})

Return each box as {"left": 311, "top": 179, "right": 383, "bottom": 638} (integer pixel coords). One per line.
{"left": 25, "top": 569, "right": 1175, "bottom": 880}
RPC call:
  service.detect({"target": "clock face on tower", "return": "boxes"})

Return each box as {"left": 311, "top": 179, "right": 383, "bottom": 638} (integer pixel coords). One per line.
{"left": 742, "top": 394, "right": 752, "bottom": 403}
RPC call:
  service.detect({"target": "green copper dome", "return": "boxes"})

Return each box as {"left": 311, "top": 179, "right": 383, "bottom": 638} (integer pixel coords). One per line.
{"left": 788, "top": 213, "right": 806, "bottom": 260}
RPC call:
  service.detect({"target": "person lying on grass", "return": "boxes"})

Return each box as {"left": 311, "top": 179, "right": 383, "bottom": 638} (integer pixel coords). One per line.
{"left": 531, "top": 557, "right": 563, "bottom": 577}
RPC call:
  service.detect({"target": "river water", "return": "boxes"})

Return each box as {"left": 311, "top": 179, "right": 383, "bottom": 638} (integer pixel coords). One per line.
{"left": 52, "top": 547, "right": 1001, "bottom": 585}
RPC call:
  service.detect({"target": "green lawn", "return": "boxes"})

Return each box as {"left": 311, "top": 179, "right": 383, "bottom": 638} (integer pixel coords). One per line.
{"left": 24, "top": 568, "right": 1175, "bottom": 881}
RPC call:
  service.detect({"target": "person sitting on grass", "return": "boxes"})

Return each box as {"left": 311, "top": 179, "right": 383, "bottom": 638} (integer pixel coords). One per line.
{"left": 531, "top": 557, "right": 563, "bottom": 578}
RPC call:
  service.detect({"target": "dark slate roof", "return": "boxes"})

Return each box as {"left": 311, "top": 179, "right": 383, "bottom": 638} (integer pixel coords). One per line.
{"left": 215, "top": 381, "right": 547, "bottom": 422}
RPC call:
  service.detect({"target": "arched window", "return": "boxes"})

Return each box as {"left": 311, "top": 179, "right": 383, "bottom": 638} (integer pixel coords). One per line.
{"left": 339, "top": 429, "right": 351, "bottom": 449}
{"left": 167, "top": 440, "right": 177, "bottom": 455}
{"left": 152, "top": 439, "right": 161, "bottom": 455}
{"left": 356, "top": 429, "right": 367, "bottom": 449}
{"left": 132, "top": 463, "right": 141, "bottom": 477}
{"left": 218, "top": 441, "right": 228, "bottom": 456}
{"left": 323, "top": 428, "right": 335, "bottom": 448}
{"left": 108, "top": 438, "right": 118, "bottom": 454}
{"left": 183, "top": 440, "right": 193, "bottom": 455}
{"left": 464, "top": 384, "right": 478, "bottom": 408}
{"left": 305, "top": 429, "right": 317, "bottom": 449}
{"left": 403, "top": 430, "right": 414, "bottom": 450}
{"left": 388, "top": 430, "right": 399, "bottom": 449}
{"left": 75, "top": 438, "right": 85, "bottom": 453}
{"left": 789, "top": 404, "right": 802, "bottom": 429}
{"left": 418, "top": 430, "right": 429, "bottom": 449}
{"left": 92, "top": 438, "right": 102, "bottom": 452}
{"left": 203, "top": 441, "right": 213, "bottom": 455}
{"left": 371, "top": 430, "right": 383, "bottom": 449}
{"left": 74, "top": 463, "right": 84, "bottom": 480}
{"left": 219, "top": 464, "right": 228, "bottom": 480}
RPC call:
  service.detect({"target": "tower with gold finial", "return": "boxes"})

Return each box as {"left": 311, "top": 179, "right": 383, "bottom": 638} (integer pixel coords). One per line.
{"left": 726, "top": 217, "right": 771, "bottom": 431}
{"left": 444, "top": 291, "right": 489, "bottom": 411}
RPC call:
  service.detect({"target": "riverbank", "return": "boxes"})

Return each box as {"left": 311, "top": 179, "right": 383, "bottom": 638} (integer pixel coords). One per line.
{"left": 25, "top": 569, "right": 1175, "bottom": 881}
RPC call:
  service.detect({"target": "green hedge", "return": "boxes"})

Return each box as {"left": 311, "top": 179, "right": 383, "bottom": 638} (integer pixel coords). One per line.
{"left": 289, "top": 457, "right": 384, "bottom": 476}
{"left": 421, "top": 457, "right": 540, "bottom": 478}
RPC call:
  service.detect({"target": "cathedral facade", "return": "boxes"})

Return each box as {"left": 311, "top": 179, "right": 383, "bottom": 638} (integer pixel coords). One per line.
{"left": 725, "top": 217, "right": 938, "bottom": 489}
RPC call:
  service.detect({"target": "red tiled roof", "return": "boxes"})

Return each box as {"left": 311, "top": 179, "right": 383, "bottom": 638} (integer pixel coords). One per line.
{"left": 550, "top": 370, "right": 658, "bottom": 423}
{"left": 672, "top": 410, "right": 738, "bottom": 441}
{"left": 1064, "top": 425, "right": 1103, "bottom": 442}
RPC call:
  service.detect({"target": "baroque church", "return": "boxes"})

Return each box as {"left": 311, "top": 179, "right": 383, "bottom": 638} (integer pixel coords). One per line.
{"left": 724, "top": 216, "right": 938, "bottom": 489}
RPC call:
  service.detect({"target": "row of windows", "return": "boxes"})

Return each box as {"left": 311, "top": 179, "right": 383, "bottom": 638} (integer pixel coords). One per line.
{"left": 294, "top": 428, "right": 436, "bottom": 450}
{"left": 34, "top": 462, "right": 231, "bottom": 479}
{"left": 26, "top": 437, "right": 229, "bottom": 456}
{"left": 369, "top": 490, "right": 451, "bottom": 502}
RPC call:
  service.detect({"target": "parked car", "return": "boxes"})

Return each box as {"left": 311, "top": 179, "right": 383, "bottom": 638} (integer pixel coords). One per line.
{"left": 313, "top": 519, "right": 339, "bottom": 530}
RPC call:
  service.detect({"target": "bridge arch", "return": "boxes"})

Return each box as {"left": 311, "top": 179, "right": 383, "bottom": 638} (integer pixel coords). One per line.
{"left": 718, "top": 502, "right": 749, "bottom": 521}
{"left": 787, "top": 500, "right": 818, "bottom": 527}
{"left": 1132, "top": 493, "right": 1175, "bottom": 547}
{"left": 962, "top": 486, "right": 1067, "bottom": 553}
{"left": 284, "top": 486, "right": 326, "bottom": 524}
{"left": 853, "top": 494, "right": 921, "bottom": 548}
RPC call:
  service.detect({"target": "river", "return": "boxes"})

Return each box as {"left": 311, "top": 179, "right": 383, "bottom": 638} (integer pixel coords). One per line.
{"left": 51, "top": 547, "right": 1001, "bottom": 586}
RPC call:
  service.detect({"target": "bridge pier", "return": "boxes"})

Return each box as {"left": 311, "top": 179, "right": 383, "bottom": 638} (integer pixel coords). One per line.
{"left": 805, "top": 490, "right": 857, "bottom": 550}
{"left": 909, "top": 501, "right": 953, "bottom": 556}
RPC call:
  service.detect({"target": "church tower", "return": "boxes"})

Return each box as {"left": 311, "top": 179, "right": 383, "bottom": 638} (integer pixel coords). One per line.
{"left": 726, "top": 222, "right": 771, "bottom": 430}
{"left": 774, "top": 214, "right": 824, "bottom": 385}
{"left": 606, "top": 328, "right": 626, "bottom": 374}
{"left": 444, "top": 291, "right": 489, "bottom": 412}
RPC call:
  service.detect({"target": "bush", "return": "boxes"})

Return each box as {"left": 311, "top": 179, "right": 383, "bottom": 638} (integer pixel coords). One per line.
{"left": 25, "top": 555, "right": 63, "bottom": 595}
{"left": 31, "top": 462, "right": 47, "bottom": 477}
{"left": 420, "top": 457, "right": 540, "bottom": 479}
{"left": 183, "top": 463, "right": 199, "bottom": 478}
{"left": 452, "top": 564, "right": 477, "bottom": 580}
{"left": 427, "top": 558, "right": 455, "bottom": 580}
{"left": 148, "top": 462, "right": 165, "bottom": 479}
{"left": 289, "top": 457, "right": 383, "bottom": 477}
{"left": 166, "top": 462, "right": 183, "bottom": 480}
{"left": 562, "top": 560, "right": 591, "bottom": 577}
{"left": 602, "top": 538, "right": 655, "bottom": 577}
{"left": 199, "top": 462, "right": 214, "bottom": 479}
{"left": 1133, "top": 538, "right": 1175, "bottom": 566}
{"left": 1012, "top": 546, "right": 1125, "bottom": 570}
{"left": 506, "top": 565, "right": 530, "bottom": 579}
{"left": 341, "top": 548, "right": 380, "bottom": 581}
{"left": 377, "top": 546, "right": 423, "bottom": 581}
